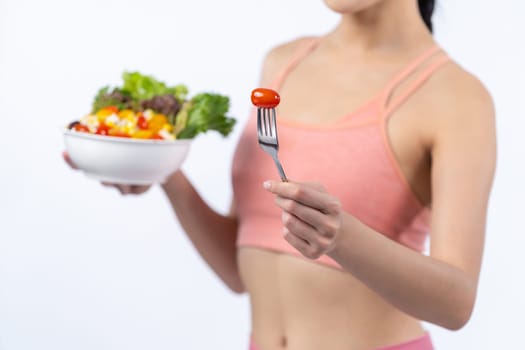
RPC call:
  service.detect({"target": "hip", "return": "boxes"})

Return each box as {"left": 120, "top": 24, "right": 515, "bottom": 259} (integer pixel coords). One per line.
{"left": 249, "top": 332, "right": 434, "bottom": 350}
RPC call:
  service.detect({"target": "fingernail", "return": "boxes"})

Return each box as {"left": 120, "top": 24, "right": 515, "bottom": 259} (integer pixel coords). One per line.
{"left": 263, "top": 181, "right": 271, "bottom": 190}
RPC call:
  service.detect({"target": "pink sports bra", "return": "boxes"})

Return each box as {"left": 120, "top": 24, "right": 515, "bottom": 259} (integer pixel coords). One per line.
{"left": 232, "top": 38, "right": 450, "bottom": 268}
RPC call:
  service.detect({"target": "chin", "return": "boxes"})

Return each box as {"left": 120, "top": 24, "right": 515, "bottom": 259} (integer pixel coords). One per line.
{"left": 323, "top": 0, "right": 384, "bottom": 13}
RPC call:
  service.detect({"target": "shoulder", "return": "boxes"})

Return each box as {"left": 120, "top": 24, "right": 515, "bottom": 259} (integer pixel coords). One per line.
{"left": 422, "top": 57, "right": 497, "bottom": 171}
{"left": 419, "top": 57, "right": 496, "bottom": 146}
{"left": 258, "top": 36, "right": 318, "bottom": 86}
{"left": 431, "top": 59, "right": 495, "bottom": 126}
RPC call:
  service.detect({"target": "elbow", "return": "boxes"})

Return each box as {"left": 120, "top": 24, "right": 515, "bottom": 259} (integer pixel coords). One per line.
{"left": 442, "top": 307, "right": 473, "bottom": 331}
{"left": 228, "top": 280, "right": 246, "bottom": 294}
{"left": 440, "top": 287, "right": 477, "bottom": 331}
{"left": 225, "top": 276, "right": 246, "bottom": 294}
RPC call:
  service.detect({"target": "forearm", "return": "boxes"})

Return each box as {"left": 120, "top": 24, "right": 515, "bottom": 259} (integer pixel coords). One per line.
{"left": 328, "top": 214, "right": 476, "bottom": 330}
{"left": 161, "top": 171, "right": 243, "bottom": 293}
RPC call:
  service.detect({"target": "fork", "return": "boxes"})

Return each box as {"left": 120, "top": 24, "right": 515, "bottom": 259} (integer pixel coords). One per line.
{"left": 251, "top": 88, "right": 288, "bottom": 182}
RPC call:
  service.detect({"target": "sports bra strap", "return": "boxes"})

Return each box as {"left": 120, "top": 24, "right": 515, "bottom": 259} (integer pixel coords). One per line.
{"left": 382, "top": 55, "right": 451, "bottom": 117}
{"left": 380, "top": 45, "right": 450, "bottom": 117}
{"left": 381, "top": 45, "right": 442, "bottom": 100}
{"left": 270, "top": 37, "right": 321, "bottom": 90}
{"left": 269, "top": 39, "right": 450, "bottom": 120}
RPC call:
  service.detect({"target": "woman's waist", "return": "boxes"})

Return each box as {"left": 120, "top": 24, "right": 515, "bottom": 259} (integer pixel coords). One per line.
{"left": 239, "top": 248, "right": 424, "bottom": 349}
{"left": 249, "top": 288, "right": 424, "bottom": 349}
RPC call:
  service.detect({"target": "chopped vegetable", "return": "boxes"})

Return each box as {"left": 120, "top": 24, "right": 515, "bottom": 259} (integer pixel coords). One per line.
{"left": 71, "top": 71, "right": 236, "bottom": 140}
{"left": 177, "top": 93, "right": 234, "bottom": 139}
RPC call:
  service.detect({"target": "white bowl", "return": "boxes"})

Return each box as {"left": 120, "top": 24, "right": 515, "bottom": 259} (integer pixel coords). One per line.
{"left": 63, "top": 130, "right": 192, "bottom": 185}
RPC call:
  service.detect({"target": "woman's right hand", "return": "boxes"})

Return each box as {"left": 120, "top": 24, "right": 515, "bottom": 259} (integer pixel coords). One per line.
{"left": 62, "top": 151, "right": 152, "bottom": 195}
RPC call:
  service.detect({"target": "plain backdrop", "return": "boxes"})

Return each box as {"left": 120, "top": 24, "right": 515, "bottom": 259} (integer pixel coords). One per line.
{"left": 0, "top": 0, "right": 524, "bottom": 349}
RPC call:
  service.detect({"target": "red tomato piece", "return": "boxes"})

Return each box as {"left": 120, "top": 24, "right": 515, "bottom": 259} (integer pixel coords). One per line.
{"left": 251, "top": 88, "right": 280, "bottom": 108}
{"left": 74, "top": 124, "right": 90, "bottom": 133}
{"left": 105, "top": 106, "right": 119, "bottom": 114}
{"left": 137, "top": 115, "right": 148, "bottom": 130}
{"left": 98, "top": 123, "right": 110, "bottom": 131}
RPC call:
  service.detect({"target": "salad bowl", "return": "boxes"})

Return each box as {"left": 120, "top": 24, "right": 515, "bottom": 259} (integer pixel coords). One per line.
{"left": 63, "top": 130, "right": 191, "bottom": 185}
{"left": 63, "top": 71, "right": 235, "bottom": 184}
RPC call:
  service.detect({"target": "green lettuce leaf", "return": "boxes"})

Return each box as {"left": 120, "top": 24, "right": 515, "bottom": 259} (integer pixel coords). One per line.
{"left": 176, "top": 93, "right": 236, "bottom": 139}
{"left": 121, "top": 71, "right": 188, "bottom": 102}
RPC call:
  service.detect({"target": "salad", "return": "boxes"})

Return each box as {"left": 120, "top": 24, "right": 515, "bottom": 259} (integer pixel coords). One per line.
{"left": 68, "top": 71, "right": 236, "bottom": 140}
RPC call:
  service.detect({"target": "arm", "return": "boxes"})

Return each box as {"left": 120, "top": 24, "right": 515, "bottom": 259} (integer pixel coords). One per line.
{"left": 161, "top": 171, "right": 244, "bottom": 293}
{"left": 63, "top": 147, "right": 243, "bottom": 293}
{"left": 332, "top": 80, "right": 496, "bottom": 329}
{"left": 157, "top": 37, "right": 313, "bottom": 293}
{"left": 64, "top": 153, "right": 243, "bottom": 293}
{"left": 263, "top": 74, "right": 496, "bottom": 329}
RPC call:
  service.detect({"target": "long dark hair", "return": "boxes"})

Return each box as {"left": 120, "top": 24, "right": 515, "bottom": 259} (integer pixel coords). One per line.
{"left": 418, "top": 0, "right": 435, "bottom": 32}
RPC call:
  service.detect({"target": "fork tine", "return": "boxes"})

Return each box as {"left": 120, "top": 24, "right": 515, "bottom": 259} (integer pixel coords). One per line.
{"left": 264, "top": 108, "right": 270, "bottom": 136}
{"left": 270, "top": 108, "right": 277, "bottom": 139}
{"left": 257, "top": 108, "right": 262, "bottom": 137}
{"left": 264, "top": 108, "right": 271, "bottom": 137}
{"left": 260, "top": 108, "right": 265, "bottom": 135}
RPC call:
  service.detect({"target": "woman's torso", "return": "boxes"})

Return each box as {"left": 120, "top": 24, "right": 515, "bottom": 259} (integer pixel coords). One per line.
{"left": 239, "top": 248, "right": 426, "bottom": 350}
{"left": 234, "top": 36, "right": 456, "bottom": 349}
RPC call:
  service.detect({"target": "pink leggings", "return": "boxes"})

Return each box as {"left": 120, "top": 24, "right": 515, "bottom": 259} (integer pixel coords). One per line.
{"left": 249, "top": 332, "right": 433, "bottom": 350}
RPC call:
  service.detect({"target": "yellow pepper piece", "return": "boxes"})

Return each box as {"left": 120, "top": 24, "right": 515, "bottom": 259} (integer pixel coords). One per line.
{"left": 123, "top": 123, "right": 137, "bottom": 136}
{"left": 96, "top": 107, "right": 116, "bottom": 118}
{"left": 118, "top": 109, "right": 135, "bottom": 120}
{"left": 132, "top": 130, "right": 153, "bottom": 139}
{"left": 162, "top": 123, "right": 173, "bottom": 132}
{"left": 148, "top": 114, "right": 168, "bottom": 133}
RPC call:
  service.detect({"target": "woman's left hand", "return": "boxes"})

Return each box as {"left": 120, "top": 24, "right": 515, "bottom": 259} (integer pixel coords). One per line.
{"left": 263, "top": 180, "right": 344, "bottom": 259}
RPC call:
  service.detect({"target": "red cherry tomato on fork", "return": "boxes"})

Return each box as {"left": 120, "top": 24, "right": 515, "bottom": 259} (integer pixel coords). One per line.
{"left": 251, "top": 88, "right": 280, "bottom": 108}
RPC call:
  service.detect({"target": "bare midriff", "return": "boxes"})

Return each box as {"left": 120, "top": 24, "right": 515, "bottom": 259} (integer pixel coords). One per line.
{"left": 239, "top": 248, "right": 426, "bottom": 350}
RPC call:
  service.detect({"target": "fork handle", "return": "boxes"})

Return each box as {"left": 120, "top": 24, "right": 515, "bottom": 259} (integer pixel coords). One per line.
{"left": 272, "top": 157, "right": 288, "bottom": 182}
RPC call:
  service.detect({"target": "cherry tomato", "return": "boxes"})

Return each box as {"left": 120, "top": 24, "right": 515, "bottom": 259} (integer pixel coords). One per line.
{"left": 74, "top": 124, "right": 90, "bottom": 133}
{"left": 94, "top": 123, "right": 109, "bottom": 135}
{"left": 251, "top": 88, "right": 280, "bottom": 108}
{"left": 137, "top": 115, "right": 148, "bottom": 130}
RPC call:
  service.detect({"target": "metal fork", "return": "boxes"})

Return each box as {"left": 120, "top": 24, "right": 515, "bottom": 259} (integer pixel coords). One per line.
{"left": 256, "top": 107, "right": 288, "bottom": 182}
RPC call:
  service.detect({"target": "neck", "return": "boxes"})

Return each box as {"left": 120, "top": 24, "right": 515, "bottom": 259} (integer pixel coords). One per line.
{"left": 326, "top": 0, "right": 433, "bottom": 54}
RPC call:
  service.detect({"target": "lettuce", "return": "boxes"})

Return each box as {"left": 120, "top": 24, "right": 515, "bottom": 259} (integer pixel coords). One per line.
{"left": 176, "top": 93, "right": 235, "bottom": 139}
{"left": 121, "top": 71, "right": 188, "bottom": 103}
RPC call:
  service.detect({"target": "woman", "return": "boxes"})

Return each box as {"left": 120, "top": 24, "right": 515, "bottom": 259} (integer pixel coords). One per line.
{"left": 66, "top": 0, "right": 496, "bottom": 349}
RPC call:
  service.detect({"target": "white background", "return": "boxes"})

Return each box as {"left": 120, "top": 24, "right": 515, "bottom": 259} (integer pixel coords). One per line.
{"left": 0, "top": 0, "right": 523, "bottom": 349}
